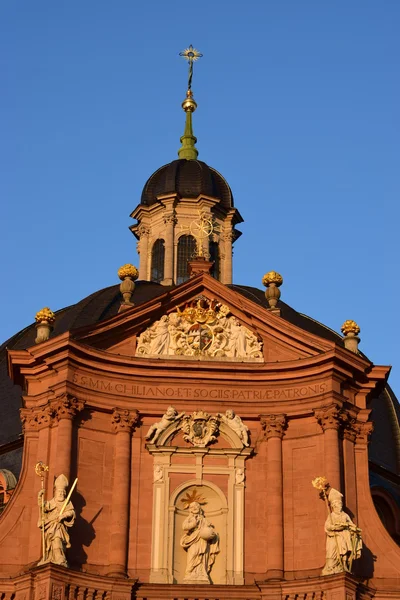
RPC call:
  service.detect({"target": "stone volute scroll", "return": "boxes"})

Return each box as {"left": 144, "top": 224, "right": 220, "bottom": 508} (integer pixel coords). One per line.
{"left": 135, "top": 298, "right": 263, "bottom": 361}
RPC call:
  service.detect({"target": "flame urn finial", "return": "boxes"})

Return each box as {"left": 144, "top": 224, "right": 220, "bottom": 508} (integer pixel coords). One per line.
{"left": 118, "top": 264, "right": 139, "bottom": 307}
{"left": 341, "top": 320, "right": 360, "bottom": 353}
{"left": 35, "top": 307, "right": 55, "bottom": 344}
{"left": 262, "top": 271, "right": 283, "bottom": 311}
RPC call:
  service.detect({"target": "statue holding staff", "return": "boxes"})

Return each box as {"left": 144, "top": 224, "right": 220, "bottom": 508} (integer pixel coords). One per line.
{"left": 37, "top": 473, "right": 77, "bottom": 567}
{"left": 312, "top": 476, "right": 362, "bottom": 575}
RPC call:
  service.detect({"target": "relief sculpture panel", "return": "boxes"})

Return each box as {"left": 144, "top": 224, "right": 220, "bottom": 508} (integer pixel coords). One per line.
{"left": 136, "top": 298, "right": 263, "bottom": 361}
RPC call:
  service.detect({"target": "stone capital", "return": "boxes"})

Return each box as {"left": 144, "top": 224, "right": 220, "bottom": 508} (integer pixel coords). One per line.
{"left": 20, "top": 407, "right": 38, "bottom": 432}
{"left": 260, "top": 414, "right": 287, "bottom": 439}
{"left": 137, "top": 224, "right": 150, "bottom": 238}
{"left": 222, "top": 231, "right": 234, "bottom": 243}
{"left": 353, "top": 420, "right": 374, "bottom": 445}
{"left": 53, "top": 394, "right": 85, "bottom": 421}
{"left": 36, "top": 405, "right": 57, "bottom": 430}
{"left": 111, "top": 408, "right": 139, "bottom": 434}
{"left": 314, "top": 402, "right": 344, "bottom": 432}
{"left": 163, "top": 213, "right": 177, "bottom": 226}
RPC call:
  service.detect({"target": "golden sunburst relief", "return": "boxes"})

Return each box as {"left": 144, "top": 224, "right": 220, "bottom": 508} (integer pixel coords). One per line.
{"left": 179, "top": 45, "right": 203, "bottom": 62}
{"left": 179, "top": 45, "right": 203, "bottom": 92}
{"left": 181, "top": 488, "right": 207, "bottom": 509}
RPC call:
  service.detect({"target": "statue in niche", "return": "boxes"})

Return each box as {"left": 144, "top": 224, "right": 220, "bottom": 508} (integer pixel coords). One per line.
{"left": 218, "top": 409, "right": 249, "bottom": 446}
{"left": 321, "top": 488, "right": 362, "bottom": 575}
{"left": 180, "top": 501, "right": 220, "bottom": 583}
{"left": 145, "top": 406, "right": 185, "bottom": 444}
{"left": 37, "top": 474, "right": 75, "bottom": 567}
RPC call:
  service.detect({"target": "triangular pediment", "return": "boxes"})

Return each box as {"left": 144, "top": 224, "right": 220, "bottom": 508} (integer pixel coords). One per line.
{"left": 72, "top": 274, "right": 335, "bottom": 364}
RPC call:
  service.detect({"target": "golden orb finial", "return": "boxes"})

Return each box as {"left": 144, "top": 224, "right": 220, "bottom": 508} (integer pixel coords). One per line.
{"left": 262, "top": 271, "right": 283, "bottom": 287}
{"left": 118, "top": 264, "right": 139, "bottom": 281}
{"left": 35, "top": 307, "right": 56, "bottom": 324}
{"left": 341, "top": 320, "right": 360, "bottom": 336}
{"left": 182, "top": 90, "right": 197, "bottom": 113}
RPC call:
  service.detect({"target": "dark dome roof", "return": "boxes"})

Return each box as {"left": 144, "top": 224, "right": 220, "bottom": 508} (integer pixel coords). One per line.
{"left": 141, "top": 159, "right": 234, "bottom": 210}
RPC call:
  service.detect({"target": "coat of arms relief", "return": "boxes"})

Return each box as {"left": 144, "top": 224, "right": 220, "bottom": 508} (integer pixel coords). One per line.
{"left": 135, "top": 297, "right": 263, "bottom": 361}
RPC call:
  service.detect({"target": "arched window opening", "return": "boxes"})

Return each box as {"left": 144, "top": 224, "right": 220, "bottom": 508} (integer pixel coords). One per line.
{"left": 151, "top": 239, "right": 165, "bottom": 283}
{"left": 209, "top": 241, "right": 220, "bottom": 280}
{"left": 177, "top": 235, "right": 196, "bottom": 284}
{"left": 372, "top": 490, "right": 400, "bottom": 545}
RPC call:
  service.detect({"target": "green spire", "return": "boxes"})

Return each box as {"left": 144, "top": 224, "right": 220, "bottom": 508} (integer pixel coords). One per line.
{"left": 178, "top": 45, "right": 202, "bottom": 161}
{"left": 178, "top": 92, "right": 198, "bottom": 160}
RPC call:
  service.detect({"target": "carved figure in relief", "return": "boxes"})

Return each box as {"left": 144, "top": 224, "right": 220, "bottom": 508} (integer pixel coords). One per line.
{"left": 135, "top": 298, "right": 263, "bottom": 361}
{"left": 153, "top": 465, "right": 164, "bottom": 482}
{"left": 235, "top": 468, "right": 245, "bottom": 485}
{"left": 321, "top": 489, "right": 362, "bottom": 575}
{"left": 218, "top": 409, "right": 249, "bottom": 446}
{"left": 227, "top": 317, "right": 247, "bottom": 357}
{"left": 180, "top": 502, "right": 220, "bottom": 583}
{"left": 148, "top": 315, "right": 170, "bottom": 355}
{"left": 37, "top": 474, "right": 75, "bottom": 567}
{"left": 145, "top": 406, "right": 185, "bottom": 444}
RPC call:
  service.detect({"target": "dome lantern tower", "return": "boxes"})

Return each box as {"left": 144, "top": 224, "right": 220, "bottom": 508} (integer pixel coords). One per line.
{"left": 130, "top": 47, "right": 243, "bottom": 286}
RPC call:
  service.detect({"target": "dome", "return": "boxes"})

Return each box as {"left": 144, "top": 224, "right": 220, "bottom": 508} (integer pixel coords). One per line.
{"left": 140, "top": 159, "right": 234, "bottom": 210}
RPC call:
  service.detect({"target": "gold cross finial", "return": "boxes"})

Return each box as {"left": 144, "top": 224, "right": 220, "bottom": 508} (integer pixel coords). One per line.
{"left": 179, "top": 45, "right": 203, "bottom": 91}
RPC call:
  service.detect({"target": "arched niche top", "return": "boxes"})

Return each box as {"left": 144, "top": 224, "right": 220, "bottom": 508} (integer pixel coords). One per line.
{"left": 148, "top": 415, "right": 250, "bottom": 451}
{"left": 170, "top": 479, "right": 228, "bottom": 514}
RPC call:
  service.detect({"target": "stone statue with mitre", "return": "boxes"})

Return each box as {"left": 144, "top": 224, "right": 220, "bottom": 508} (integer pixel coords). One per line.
{"left": 37, "top": 474, "right": 75, "bottom": 567}
{"left": 322, "top": 487, "right": 362, "bottom": 575}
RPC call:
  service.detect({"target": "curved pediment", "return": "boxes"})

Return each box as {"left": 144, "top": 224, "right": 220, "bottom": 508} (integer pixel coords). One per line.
{"left": 145, "top": 407, "right": 250, "bottom": 450}
{"left": 64, "top": 273, "right": 338, "bottom": 364}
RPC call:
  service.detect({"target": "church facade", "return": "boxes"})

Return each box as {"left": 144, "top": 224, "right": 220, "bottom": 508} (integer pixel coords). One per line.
{"left": 0, "top": 58, "right": 400, "bottom": 600}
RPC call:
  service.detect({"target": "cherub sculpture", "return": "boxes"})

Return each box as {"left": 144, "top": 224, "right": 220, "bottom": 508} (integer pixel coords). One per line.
{"left": 145, "top": 406, "right": 185, "bottom": 444}
{"left": 218, "top": 409, "right": 249, "bottom": 447}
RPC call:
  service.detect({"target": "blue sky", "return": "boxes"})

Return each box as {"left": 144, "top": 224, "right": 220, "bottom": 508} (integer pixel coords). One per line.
{"left": 1, "top": 1, "right": 399, "bottom": 394}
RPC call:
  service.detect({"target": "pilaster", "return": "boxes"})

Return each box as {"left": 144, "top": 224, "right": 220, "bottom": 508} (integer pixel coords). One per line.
{"left": 260, "top": 414, "right": 287, "bottom": 580}
{"left": 108, "top": 408, "right": 139, "bottom": 577}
